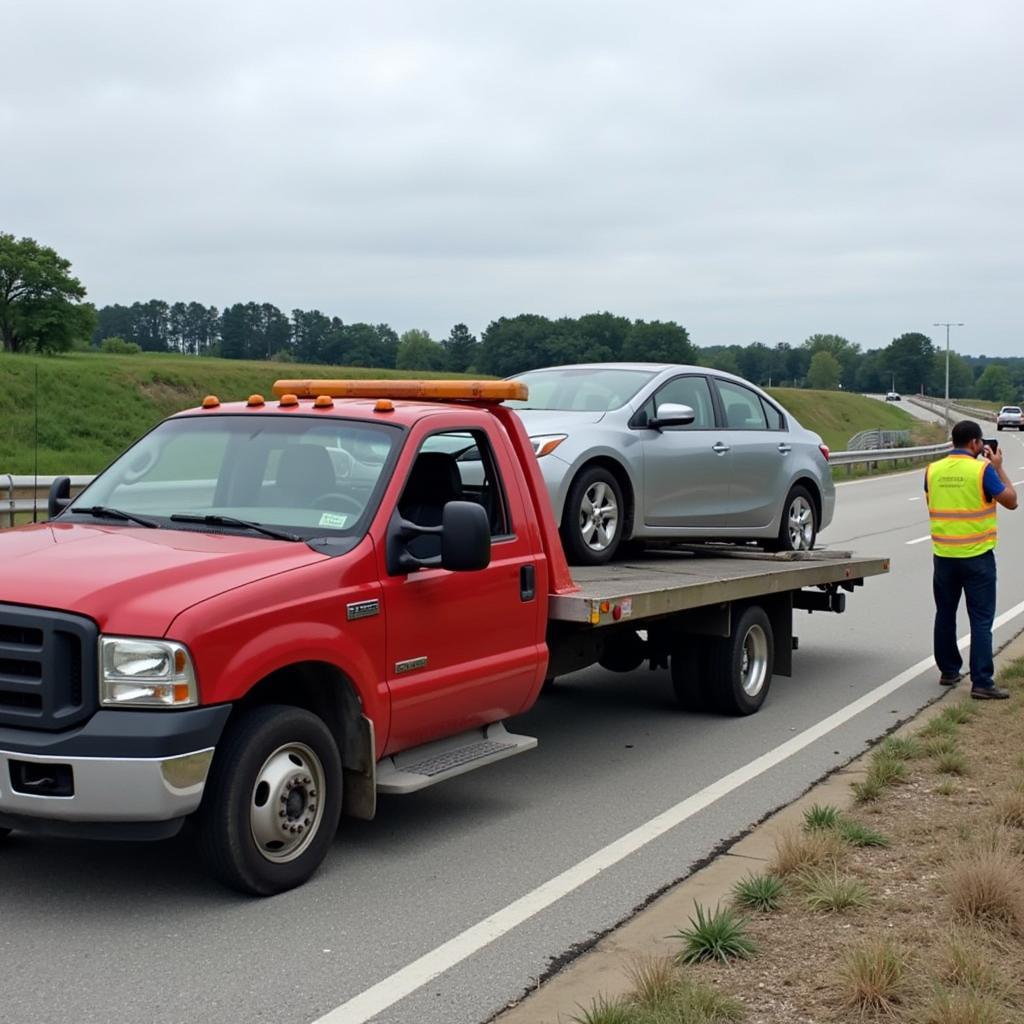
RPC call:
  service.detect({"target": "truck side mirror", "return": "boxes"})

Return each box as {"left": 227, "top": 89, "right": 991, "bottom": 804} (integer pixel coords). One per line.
{"left": 440, "top": 501, "right": 491, "bottom": 572}
{"left": 47, "top": 477, "right": 72, "bottom": 520}
{"left": 649, "top": 403, "right": 695, "bottom": 430}
{"left": 386, "top": 501, "right": 491, "bottom": 575}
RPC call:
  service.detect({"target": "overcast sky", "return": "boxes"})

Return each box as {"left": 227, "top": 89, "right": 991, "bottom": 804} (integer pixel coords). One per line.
{"left": 3, "top": 1, "right": 1021, "bottom": 356}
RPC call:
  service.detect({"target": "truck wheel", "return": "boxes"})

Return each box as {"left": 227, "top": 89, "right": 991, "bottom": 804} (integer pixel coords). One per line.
{"left": 561, "top": 466, "right": 625, "bottom": 565}
{"left": 767, "top": 485, "right": 816, "bottom": 552}
{"left": 704, "top": 606, "right": 774, "bottom": 716}
{"left": 198, "top": 705, "right": 343, "bottom": 896}
{"left": 670, "top": 644, "right": 710, "bottom": 711}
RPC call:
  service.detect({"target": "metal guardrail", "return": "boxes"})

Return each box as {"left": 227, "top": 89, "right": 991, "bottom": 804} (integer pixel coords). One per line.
{"left": 1, "top": 475, "right": 93, "bottom": 527}
{"left": 847, "top": 428, "right": 911, "bottom": 451}
{"left": 830, "top": 441, "right": 951, "bottom": 467}
{"left": 910, "top": 395, "right": 997, "bottom": 422}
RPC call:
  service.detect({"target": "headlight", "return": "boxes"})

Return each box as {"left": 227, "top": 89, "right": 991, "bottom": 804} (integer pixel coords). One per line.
{"left": 100, "top": 637, "right": 198, "bottom": 708}
{"left": 530, "top": 434, "right": 568, "bottom": 458}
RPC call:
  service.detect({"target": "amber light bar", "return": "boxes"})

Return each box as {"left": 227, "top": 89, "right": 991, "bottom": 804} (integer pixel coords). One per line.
{"left": 271, "top": 379, "right": 528, "bottom": 402}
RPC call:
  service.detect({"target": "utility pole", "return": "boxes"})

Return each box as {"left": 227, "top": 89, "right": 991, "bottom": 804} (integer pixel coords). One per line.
{"left": 933, "top": 322, "right": 964, "bottom": 428}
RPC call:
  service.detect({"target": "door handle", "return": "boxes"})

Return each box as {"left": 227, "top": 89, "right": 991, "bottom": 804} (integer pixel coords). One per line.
{"left": 520, "top": 564, "right": 536, "bottom": 602}
{"left": 777, "top": 443, "right": 792, "bottom": 454}
{"left": 712, "top": 442, "right": 730, "bottom": 455}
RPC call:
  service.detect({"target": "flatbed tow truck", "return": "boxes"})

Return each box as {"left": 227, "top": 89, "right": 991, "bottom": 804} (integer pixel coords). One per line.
{"left": 0, "top": 380, "right": 888, "bottom": 893}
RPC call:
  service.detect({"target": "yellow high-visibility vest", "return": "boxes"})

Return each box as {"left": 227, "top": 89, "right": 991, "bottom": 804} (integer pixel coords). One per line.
{"left": 926, "top": 454, "right": 997, "bottom": 558}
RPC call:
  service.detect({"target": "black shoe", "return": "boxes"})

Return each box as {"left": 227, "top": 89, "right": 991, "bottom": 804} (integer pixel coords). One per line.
{"left": 971, "top": 686, "right": 1011, "bottom": 700}
{"left": 939, "top": 673, "right": 963, "bottom": 686}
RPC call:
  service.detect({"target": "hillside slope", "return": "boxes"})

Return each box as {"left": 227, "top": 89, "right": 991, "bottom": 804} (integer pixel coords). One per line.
{"left": 0, "top": 353, "right": 928, "bottom": 474}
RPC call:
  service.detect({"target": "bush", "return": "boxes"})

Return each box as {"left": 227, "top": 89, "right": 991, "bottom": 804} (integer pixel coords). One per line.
{"left": 100, "top": 336, "right": 141, "bottom": 355}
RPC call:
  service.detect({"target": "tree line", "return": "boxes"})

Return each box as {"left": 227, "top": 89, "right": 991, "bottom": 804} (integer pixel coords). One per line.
{"left": 2, "top": 232, "right": 1022, "bottom": 402}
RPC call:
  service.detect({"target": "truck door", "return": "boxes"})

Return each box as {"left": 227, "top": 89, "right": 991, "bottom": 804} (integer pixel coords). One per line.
{"left": 378, "top": 425, "right": 545, "bottom": 754}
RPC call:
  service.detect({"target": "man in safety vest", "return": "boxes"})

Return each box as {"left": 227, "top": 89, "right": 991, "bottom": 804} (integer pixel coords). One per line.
{"left": 926, "top": 420, "right": 1018, "bottom": 698}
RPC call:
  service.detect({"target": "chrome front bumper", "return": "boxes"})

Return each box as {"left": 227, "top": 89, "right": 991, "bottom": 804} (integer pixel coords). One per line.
{"left": 0, "top": 746, "right": 215, "bottom": 822}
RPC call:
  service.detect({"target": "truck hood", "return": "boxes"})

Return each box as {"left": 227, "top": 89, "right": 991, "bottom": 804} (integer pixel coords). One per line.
{"left": 0, "top": 523, "right": 327, "bottom": 637}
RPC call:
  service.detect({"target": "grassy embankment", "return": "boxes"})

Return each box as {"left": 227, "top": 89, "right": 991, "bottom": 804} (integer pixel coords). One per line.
{"left": 0, "top": 352, "right": 942, "bottom": 476}
{"left": 0, "top": 351, "right": 478, "bottom": 475}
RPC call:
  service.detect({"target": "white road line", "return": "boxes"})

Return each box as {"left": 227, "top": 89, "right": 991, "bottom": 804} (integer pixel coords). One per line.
{"left": 312, "top": 599, "right": 1024, "bottom": 1024}
{"left": 907, "top": 497, "right": 921, "bottom": 502}
{"left": 906, "top": 536, "right": 931, "bottom": 545}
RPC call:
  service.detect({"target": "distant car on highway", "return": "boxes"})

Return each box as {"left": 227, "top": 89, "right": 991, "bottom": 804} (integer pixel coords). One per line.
{"left": 997, "top": 405, "right": 1023, "bottom": 430}
{"left": 507, "top": 363, "right": 835, "bottom": 564}
{"left": 885, "top": 391, "right": 901, "bottom": 402}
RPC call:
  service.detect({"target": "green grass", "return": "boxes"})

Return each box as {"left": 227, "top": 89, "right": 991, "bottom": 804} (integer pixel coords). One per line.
{"left": 732, "top": 872, "right": 785, "bottom": 912}
{"left": 0, "top": 354, "right": 947, "bottom": 476}
{"left": 836, "top": 819, "right": 890, "bottom": 847}
{"left": 767, "top": 387, "right": 941, "bottom": 453}
{"left": 798, "top": 867, "right": 872, "bottom": 913}
{"left": 0, "top": 351, "right": 484, "bottom": 475}
{"left": 672, "top": 903, "right": 758, "bottom": 964}
{"left": 803, "top": 804, "right": 843, "bottom": 831}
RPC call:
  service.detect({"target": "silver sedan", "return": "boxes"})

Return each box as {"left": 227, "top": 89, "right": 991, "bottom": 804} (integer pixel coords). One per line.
{"left": 508, "top": 363, "right": 835, "bottom": 565}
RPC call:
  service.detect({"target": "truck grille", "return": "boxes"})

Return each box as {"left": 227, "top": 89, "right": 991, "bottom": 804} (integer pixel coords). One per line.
{"left": 0, "top": 605, "right": 98, "bottom": 731}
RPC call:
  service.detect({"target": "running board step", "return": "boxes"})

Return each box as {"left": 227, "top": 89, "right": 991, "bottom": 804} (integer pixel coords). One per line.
{"left": 376, "top": 723, "right": 537, "bottom": 794}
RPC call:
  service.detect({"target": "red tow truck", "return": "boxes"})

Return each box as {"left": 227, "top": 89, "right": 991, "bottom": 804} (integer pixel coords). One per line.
{"left": 0, "top": 380, "right": 888, "bottom": 893}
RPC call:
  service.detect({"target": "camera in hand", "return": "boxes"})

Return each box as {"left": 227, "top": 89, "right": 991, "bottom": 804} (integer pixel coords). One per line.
{"left": 983, "top": 437, "right": 998, "bottom": 454}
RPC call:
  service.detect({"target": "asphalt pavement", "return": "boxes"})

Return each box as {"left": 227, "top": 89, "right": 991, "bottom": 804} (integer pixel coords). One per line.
{"left": 4, "top": 441, "right": 1024, "bottom": 1024}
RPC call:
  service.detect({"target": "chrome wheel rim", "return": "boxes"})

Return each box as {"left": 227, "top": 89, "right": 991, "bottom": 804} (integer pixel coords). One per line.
{"left": 787, "top": 496, "right": 814, "bottom": 550}
{"left": 740, "top": 624, "right": 769, "bottom": 697}
{"left": 579, "top": 480, "right": 619, "bottom": 551}
{"left": 249, "top": 742, "right": 325, "bottom": 864}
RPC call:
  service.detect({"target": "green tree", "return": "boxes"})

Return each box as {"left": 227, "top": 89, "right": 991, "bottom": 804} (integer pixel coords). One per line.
{"left": 442, "top": 322, "right": 479, "bottom": 372}
{"left": 975, "top": 364, "right": 1016, "bottom": 404}
{"left": 0, "top": 233, "right": 95, "bottom": 352}
{"left": 928, "top": 351, "right": 973, "bottom": 399}
{"left": 396, "top": 329, "right": 446, "bottom": 371}
{"left": 622, "top": 319, "right": 693, "bottom": 363}
{"left": 802, "top": 333, "right": 861, "bottom": 389}
{"left": 806, "top": 350, "right": 841, "bottom": 390}
{"left": 880, "top": 332, "right": 934, "bottom": 394}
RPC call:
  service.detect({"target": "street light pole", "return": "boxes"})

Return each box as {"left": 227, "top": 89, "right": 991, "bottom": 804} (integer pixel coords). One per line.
{"left": 933, "top": 322, "right": 964, "bottom": 427}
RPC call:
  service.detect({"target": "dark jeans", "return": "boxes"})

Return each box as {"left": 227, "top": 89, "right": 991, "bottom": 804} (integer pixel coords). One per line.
{"left": 933, "top": 551, "right": 997, "bottom": 689}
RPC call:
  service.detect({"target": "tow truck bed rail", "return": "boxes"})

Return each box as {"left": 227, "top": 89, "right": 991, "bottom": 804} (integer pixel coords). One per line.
{"left": 551, "top": 548, "right": 891, "bottom": 625}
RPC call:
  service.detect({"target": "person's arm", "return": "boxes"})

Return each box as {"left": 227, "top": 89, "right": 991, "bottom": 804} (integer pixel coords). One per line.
{"left": 983, "top": 445, "right": 1018, "bottom": 509}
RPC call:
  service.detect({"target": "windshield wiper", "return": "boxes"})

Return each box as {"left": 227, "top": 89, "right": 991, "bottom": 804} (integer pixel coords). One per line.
{"left": 70, "top": 506, "right": 160, "bottom": 529}
{"left": 169, "top": 514, "right": 300, "bottom": 542}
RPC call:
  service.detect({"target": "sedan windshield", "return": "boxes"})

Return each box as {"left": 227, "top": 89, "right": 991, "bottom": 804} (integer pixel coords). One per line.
{"left": 506, "top": 367, "right": 658, "bottom": 412}
{"left": 66, "top": 415, "right": 400, "bottom": 538}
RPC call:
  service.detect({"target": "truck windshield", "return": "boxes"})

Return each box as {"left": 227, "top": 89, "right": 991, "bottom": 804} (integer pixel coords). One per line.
{"left": 505, "top": 367, "right": 658, "bottom": 412}
{"left": 66, "top": 415, "right": 400, "bottom": 539}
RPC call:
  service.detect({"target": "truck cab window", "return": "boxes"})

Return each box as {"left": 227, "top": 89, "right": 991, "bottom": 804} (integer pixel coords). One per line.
{"left": 404, "top": 430, "right": 511, "bottom": 539}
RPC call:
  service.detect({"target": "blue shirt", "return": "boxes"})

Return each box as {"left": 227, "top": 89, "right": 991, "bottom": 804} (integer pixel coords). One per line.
{"left": 924, "top": 449, "right": 1005, "bottom": 502}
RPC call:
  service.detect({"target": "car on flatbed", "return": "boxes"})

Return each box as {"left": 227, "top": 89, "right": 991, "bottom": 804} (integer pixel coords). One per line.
{"left": 0, "top": 380, "right": 888, "bottom": 894}
{"left": 997, "top": 405, "right": 1023, "bottom": 430}
{"left": 507, "top": 363, "right": 834, "bottom": 565}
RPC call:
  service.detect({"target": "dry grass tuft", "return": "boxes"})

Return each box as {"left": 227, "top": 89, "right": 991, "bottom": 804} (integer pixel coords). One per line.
{"left": 624, "top": 955, "right": 677, "bottom": 1007}
{"left": 943, "top": 831, "right": 1024, "bottom": 930}
{"left": 916, "top": 986, "right": 1003, "bottom": 1024}
{"left": 838, "top": 936, "right": 910, "bottom": 1016}
{"left": 935, "top": 749, "right": 970, "bottom": 776}
{"left": 992, "top": 789, "right": 1024, "bottom": 830}
{"left": 797, "top": 866, "right": 871, "bottom": 913}
{"left": 768, "top": 826, "right": 845, "bottom": 877}
{"left": 935, "top": 928, "right": 1013, "bottom": 999}
{"left": 922, "top": 735, "right": 961, "bottom": 758}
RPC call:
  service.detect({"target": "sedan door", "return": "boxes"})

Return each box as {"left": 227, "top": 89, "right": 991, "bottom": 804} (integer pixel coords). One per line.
{"left": 711, "top": 378, "right": 791, "bottom": 529}
{"left": 637, "top": 374, "right": 735, "bottom": 528}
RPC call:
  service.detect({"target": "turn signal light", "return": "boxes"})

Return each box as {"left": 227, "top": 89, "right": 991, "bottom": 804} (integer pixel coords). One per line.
{"left": 272, "top": 379, "right": 529, "bottom": 403}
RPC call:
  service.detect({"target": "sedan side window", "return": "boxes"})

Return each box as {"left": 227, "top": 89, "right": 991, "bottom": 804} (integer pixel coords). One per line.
{"left": 650, "top": 376, "right": 716, "bottom": 429}
{"left": 760, "top": 397, "right": 785, "bottom": 431}
{"left": 717, "top": 380, "right": 768, "bottom": 430}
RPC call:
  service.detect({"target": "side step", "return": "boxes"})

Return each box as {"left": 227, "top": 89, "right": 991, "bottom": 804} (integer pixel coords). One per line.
{"left": 376, "top": 722, "right": 537, "bottom": 794}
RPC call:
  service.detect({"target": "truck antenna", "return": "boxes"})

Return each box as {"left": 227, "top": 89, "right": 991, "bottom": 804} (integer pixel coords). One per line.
{"left": 32, "top": 363, "right": 39, "bottom": 523}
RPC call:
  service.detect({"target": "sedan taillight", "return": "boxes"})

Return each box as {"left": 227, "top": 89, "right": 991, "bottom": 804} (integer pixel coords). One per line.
{"left": 819, "top": 444, "right": 830, "bottom": 461}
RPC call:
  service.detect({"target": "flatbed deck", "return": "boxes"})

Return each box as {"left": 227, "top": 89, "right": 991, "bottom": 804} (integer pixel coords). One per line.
{"left": 550, "top": 548, "right": 891, "bottom": 624}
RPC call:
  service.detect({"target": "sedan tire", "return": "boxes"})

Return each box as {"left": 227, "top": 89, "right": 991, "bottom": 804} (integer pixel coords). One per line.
{"left": 561, "top": 465, "right": 625, "bottom": 565}
{"left": 766, "top": 484, "right": 817, "bottom": 552}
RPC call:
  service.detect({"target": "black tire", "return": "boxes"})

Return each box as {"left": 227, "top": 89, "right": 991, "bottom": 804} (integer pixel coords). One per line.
{"left": 671, "top": 642, "right": 710, "bottom": 711}
{"left": 704, "top": 606, "right": 774, "bottom": 716}
{"left": 560, "top": 465, "right": 625, "bottom": 566}
{"left": 198, "top": 705, "right": 343, "bottom": 896}
{"left": 766, "top": 485, "right": 817, "bottom": 552}
{"left": 997, "top": 425, "right": 1003, "bottom": 431}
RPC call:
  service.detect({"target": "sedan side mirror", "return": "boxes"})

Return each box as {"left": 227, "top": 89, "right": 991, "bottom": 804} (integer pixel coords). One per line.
{"left": 649, "top": 403, "right": 695, "bottom": 430}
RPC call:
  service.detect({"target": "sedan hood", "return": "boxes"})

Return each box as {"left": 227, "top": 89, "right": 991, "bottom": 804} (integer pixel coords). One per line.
{"left": 512, "top": 409, "right": 609, "bottom": 434}
{"left": 0, "top": 523, "right": 327, "bottom": 637}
